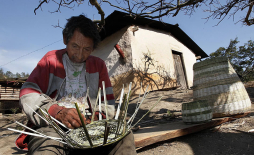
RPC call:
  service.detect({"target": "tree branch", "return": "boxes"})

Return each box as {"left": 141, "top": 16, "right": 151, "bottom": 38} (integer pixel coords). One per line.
{"left": 34, "top": 0, "right": 254, "bottom": 28}
{"left": 90, "top": 0, "right": 105, "bottom": 29}
{"left": 245, "top": 2, "right": 253, "bottom": 26}
{"left": 204, "top": 0, "right": 254, "bottom": 26}
{"left": 102, "top": 0, "right": 130, "bottom": 13}
{"left": 173, "top": 0, "right": 181, "bottom": 17}
{"left": 52, "top": 19, "right": 64, "bottom": 29}
{"left": 138, "top": 0, "right": 204, "bottom": 19}
{"left": 34, "top": 0, "right": 48, "bottom": 15}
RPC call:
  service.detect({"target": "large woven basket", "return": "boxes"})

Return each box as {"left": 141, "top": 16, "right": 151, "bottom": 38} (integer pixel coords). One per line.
{"left": 182, "top": 100, "right": 212, "bottom": 123}
{"left": 193, "top": 57, "right": 251, "bottom": 117}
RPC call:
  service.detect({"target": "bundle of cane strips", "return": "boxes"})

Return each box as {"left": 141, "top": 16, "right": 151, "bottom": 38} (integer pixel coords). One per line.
{"left": 8, "top": 82, "right": 163, "bottom": 149}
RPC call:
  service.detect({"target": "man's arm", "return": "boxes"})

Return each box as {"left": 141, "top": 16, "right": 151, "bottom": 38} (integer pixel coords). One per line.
{"left": 20, "top": 51, "right": 89, "bottom": 128}
{"left": 19, "top": 58, "right": 53, "bottom": 126}
{"left": 19, "top": 51, "right": 66, "bottom": 126}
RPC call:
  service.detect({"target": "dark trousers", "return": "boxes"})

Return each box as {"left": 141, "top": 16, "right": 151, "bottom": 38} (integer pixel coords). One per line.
{"left": 27, "top": 127, "right": 137, "bottom": 155}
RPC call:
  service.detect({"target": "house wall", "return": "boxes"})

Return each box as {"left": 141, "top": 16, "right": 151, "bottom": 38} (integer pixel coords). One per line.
{"left": 92, "top": 26, "right": 133, "bottom": 77}
{"left": 92, "top": 26, "right": 134, "bottom": 98}
{"left": 130, "top": 26, "right": 196, "bottom": 89}
{"left": 92, "top": 25, "right": 197, "bottom": 98}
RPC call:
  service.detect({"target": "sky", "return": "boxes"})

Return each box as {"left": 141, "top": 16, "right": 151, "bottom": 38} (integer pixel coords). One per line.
{"left": 0, "top": 0, "right": 253, "bottom": 74}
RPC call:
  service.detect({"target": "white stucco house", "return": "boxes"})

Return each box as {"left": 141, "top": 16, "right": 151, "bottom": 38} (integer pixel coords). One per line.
{"left": 92, "top": 11, "right": 208, "bottom": 98}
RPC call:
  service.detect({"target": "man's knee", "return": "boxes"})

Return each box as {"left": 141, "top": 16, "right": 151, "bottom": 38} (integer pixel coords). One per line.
{"left": 27, "top": 127, "right": 66, "bottom": 155}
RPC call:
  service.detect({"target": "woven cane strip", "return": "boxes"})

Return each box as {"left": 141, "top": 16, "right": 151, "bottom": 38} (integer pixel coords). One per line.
{"left": 193, "top": 82, "right": 247, "bottom": 98}
{"left": 193, "top": 57, "right": 251, "bottom": 117}
{"left": 193, "top": 88, "right": 251, "bottom": 114}
{"left": 194, "top": 59, "right": 230, "bottom": 70}
{"left": 182, "top": 101, "right": 211, "bottom": 113}
{"left": 182, "top": 107, "right": 211, "bottom": 116}
{"left": 212, "top": 99, "right": 251, "bottom": 115}
{"left": 193, "top": 85, "right": 249, "bottom": 103}
{"left": 193, "top": 68, "right": 238, "bottom": 86}
{"left": 194, "top": 73, "right": 239, "bottom": 86}
{"left": 194, "top": 63, "right": 236, "bottom": 78}
{"left": 68, "top": 119, "right": 126, "bottom": 148}
{"left": 193, "top": 77, "right": 241, "bottom": 91}
{"left": 183, "top": 113, "right": 213, "bottom": 123}
{"left": 194, "top": 64, "right": 231, "bottom": 76}
{"left": 193, "top": 57, "right": 228, "bottom": 70}
{"left": 194, "top": 68, "right": 236, "bottom": 81}
{"left": 182, "top": 101, "right": 212, "bottom": 123}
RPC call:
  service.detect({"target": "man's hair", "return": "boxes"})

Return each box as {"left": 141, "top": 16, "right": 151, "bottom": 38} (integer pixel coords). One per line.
{"left": 62, "top": 14, "right": 101, "bottom": 49}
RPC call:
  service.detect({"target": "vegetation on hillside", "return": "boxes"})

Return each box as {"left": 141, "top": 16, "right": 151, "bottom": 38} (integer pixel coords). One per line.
{"left": 210, "top": 38, "right": 254, "bottom": 82}
{"left": 0, "top": 68, "right": 29, "bottom": 79}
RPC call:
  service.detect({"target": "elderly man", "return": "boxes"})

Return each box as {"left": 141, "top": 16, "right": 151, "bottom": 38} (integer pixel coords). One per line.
{"left": 16, "top": 15, "right": 137, "bottom": 155}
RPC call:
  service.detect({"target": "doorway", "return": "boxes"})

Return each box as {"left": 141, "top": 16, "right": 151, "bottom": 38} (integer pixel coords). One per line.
{"left": 172, "top": 51, "right": 188, "bottom": 89}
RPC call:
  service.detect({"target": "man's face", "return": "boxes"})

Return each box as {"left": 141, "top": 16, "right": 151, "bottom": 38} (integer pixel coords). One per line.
{"left": 64, "top": 29, "right": 94, "bottom": 63}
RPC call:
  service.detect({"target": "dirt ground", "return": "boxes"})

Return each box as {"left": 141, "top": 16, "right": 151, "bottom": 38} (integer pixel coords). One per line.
{"left": 1, "top": 81, "right": 254, "bottom": 155}
{"left": 135, "top": 82, "right": 254, "bottom": 155}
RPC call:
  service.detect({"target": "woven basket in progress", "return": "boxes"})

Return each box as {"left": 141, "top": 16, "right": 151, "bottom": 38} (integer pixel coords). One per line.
{"left": 182, "top": 100, "right": 212, "bottom": 123}
{"left": 193, "top": 57, "right": 251, "bottom": 117}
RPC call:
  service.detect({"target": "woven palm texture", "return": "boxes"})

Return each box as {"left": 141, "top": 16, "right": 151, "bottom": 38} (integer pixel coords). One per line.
{"left": 182, "top": 100, "right": 212, "bottom": 123}
{"left": 8, "top": 82, "right": 163, "bottom": 149}
{"left": 192, "top": 57, "right": 251, "bottom": 118}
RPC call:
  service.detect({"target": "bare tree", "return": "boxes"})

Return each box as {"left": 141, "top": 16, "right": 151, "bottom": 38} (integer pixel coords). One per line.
{"left": 34, "top": 0, "right": 254, "bottom": 29}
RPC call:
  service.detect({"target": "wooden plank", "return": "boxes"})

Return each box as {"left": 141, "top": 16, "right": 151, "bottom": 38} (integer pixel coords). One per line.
{"left": 0, "top": 98, "right": 19, "bottom": 101}
{"left": 0, "top": 94, "right": 19, "bottom": 96}
{"left": 134, "top": 113, "right": 248, "bottom": 149}
{"left": 0, "top": 90, "right": 20, "bottom": 92}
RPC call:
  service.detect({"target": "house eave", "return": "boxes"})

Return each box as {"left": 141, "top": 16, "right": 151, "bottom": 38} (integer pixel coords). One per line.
{"left": 99, "top": 10, "right": 208, "bottom": 58}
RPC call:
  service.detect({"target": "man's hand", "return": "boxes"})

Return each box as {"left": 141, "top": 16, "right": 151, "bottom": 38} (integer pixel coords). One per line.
{"left": 55, "top": 108, "right": 90, "bottom": 129}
